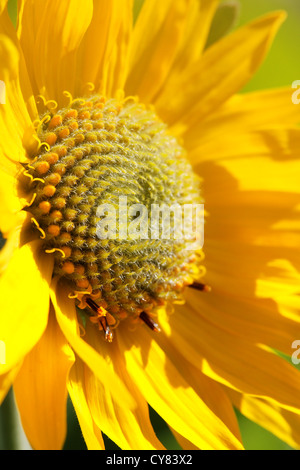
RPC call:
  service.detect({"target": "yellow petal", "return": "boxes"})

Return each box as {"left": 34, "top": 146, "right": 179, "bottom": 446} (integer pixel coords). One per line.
{"left": 77, "top": 0, "right": 133, "bottom": 97}
{"left": 17, "top": 0, "right": 93, "bottom": 103}
{"left": 68, "top": 358, "right": 105, "bottom": 450}
{"left": 229, "top": 388, "right": 300, "bottom": 450}
{"left": 153, "top": 0, "right": 219, "bottom": 103}
{"left": 0, "top": 240, "right": 53, "bottom": 375}
{"left": 190, "top": 128, "right": 300, "bottom": 166}
{"left": 50, "top": 277, "right": 136, "bottom": 410}
{"left": 0, "top": 211, "right": 30, "bottom": 273}
{"left": 160, "top": 301, "right": 300, "bottom": 414}
{"left": 0, "top": 3, "right": 37, "bottom": 234}
{"left": 0, "top": 5, "right": 36, "bottom": 142}
{"left": 156, "top": 11, "right": 287, "bottom": 130}
{"left": 13, "top": 307, "right": 75, "bottom": 450}
{"left": 188, "top": 121, "right": 300, "bottom": 354}
{"left": 155, "top": 327, "right": 242, "bottom": 445}
{"left": 185, "top": 88, "right": 300, "bottom": 150}
{"left": 83, "top": 321, "right": 165, "bottom": 450}
{"left": 104, "top": 2, "right": 133, "bottom": 98}
{"left": 170, "top": 428, "right": 198, "bottom": 450}
{"left": 118, "top": 322, "right": 243, "bottom": 450}
{"left": 185, "top": 280, "right": 299, "bottom": 357}
{"left": 0, "top": 172, "right": 28, "bottom": 237}
{"left": 172, "top": 0, "right": 219, "bottom": 67}
{"left": 0, "top": 1, "right": 7, "bottom": 14}
{"left": 125, "top": 0, "right": 192, "bottom": 102}
{"left": 0, "top": 1, "right": 37, "bottom": 130}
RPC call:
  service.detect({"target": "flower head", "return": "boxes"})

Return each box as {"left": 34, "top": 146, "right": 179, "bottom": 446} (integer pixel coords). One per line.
{"left": 0, "top": 0, "right": 300, "bottom": 450}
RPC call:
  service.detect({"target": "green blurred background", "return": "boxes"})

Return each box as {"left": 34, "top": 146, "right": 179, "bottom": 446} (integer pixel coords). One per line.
{"left": 1, "top": 0, "right": 299, "bottom": 451}
{"left": 238, "top": 0, "right": 300, "bottom": 92}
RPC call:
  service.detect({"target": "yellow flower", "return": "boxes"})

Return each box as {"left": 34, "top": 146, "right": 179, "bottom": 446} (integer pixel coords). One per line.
{"left": 0, "top": 0, "right": 300, "bottom": 450}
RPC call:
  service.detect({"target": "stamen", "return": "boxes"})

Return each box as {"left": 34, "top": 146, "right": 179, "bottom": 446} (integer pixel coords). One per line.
{"left": 85, "top": 296, "right": 104, "bottom": 313}
{"left": 46, "top": 100, "right": 58, "bottom": 111}
{"left": 30, "top": 134, "right": 43, "bottom": 154}
{"left": 36, "top": 95, "right": 47, "bottom": 107}
{"left": 22, "top": 169, "right": 34, "bottom": 182}
{"left": 37, "top": 115, "right": 51, "bottom": 133}
{"left": 72, "top": 98, "right": 86, "bottom": 107}
{"left": 84, "top": 82, "right": 95, "bottom": 94}
{"left": 63, "top": 90, "right": 73, "bottom": 106}
{"left": 100, "top": 317, "right": 114, "bottom": 343}
{"left": 32, "top": 177, "right": 45, "bottom": 184}
{"left": 38, "top": 141, "right": 51, "bottom": 152}
{"left": 36, "top": 95, "right": 58, "bottom": 111}
{"left": 31, "top": 217, "right": 46, "bottom": 239}
{"left": 78, "top": 322, "right": 86, "bottom": 337}
{"left": 23, "top": 192, "right": 37, "bottom": 208}
{"left": 139, "top": 311, "right": 161, "bottom": 333}
{"left": 189, "top": 282, "right": 211, "bottom": 292}
{"left": 45, "top": 247, "right": 66, "bottom": 258}
{"left": 86, "top": 297, "right": 114, "bottom": 342}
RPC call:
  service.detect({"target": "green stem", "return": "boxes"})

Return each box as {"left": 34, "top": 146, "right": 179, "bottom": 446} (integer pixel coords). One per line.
{"left": 0, "top": 388, "right": 30, "bottom": 450}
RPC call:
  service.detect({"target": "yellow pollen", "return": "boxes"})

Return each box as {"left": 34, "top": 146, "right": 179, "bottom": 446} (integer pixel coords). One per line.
{"left": 56, "top": 146, "right": 68, "bottom": 157}
{"left": 58, "top": 127, "right": 70, "bottom": 139}
{"left": 45, "top": 133, "right": 58, "bottom": 146}
{"left": 47, "top": 225, "right": 61, "bottom": 237}
{"left": 59, "top": 232, "right": 72, "bottom": 243}
{"left": 38, "top": 201, "right": 51, "bottom": 214}
{"left": 48, "top": 115, "right": 63, "bottom": 129}
{"left": 78, "top": 110, "right": 90, "bottom": 120}
{"left": 45, "top": 153, "right": 59, "bottom": 165}
{"left": 45, "top": 173, "right": 61, "bottom": 186}
{"left": 64, "top": 109, "right": 78, "bottom": 120}
{"left": 61, "top": 246, "right": 72, "bottom": 258}
{"left": 35, "top": 161, "right": 50, "bottom": 175}
{"left": 75, "top": 265, "right": 85, "bottom": 275}
{"left": 77, "top": 279, "right": 90, "bottom": 289}
{"left": 43, "top": 185, "right": 57, "bottom": 197}
{"left": 49, "top": 210, "right": 63, "bottom": 222}
{"left": 69, "top": 120, "right": 79, "bottom": 131}
{"left": 62, "top": 261, "right": 75, "bottom": 274}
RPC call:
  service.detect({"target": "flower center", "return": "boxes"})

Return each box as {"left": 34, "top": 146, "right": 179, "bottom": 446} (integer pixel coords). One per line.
{"left": 26, "top": 94, "right": 203, "bottom": 339}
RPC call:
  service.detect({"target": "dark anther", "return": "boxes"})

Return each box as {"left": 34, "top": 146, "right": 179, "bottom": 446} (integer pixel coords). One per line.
{"left": 85, "top": 296, "right": 113, "bottom": 343}
{"left": 189, "top": 282, "right": 211, "bottom": 292}
{"left": 98, "top": 316, "right": 113, "bottom": 343}
{"left": 139, "top": 311, "right": 161, "bottom": 333}
{"left": 85, "top": 296, "right": 101, "bottom": 312}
